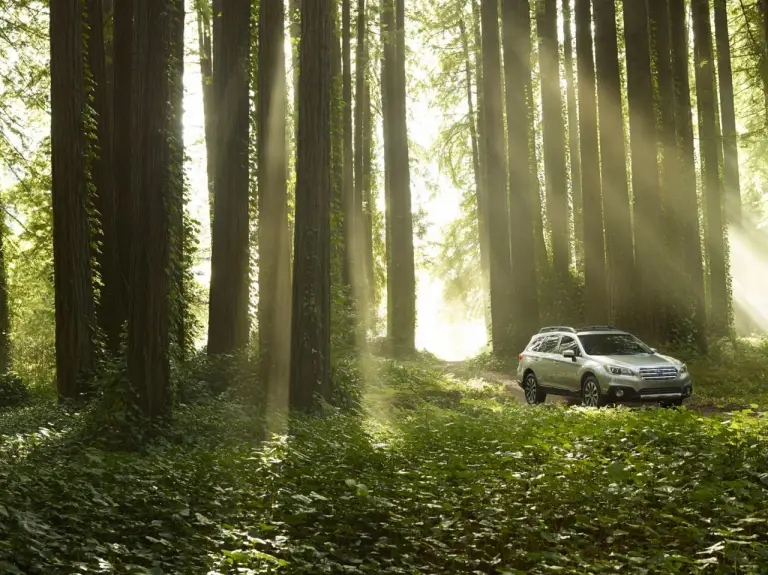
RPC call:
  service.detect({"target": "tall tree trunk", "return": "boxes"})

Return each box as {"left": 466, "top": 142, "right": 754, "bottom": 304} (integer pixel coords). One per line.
{"left": 342, "top": 0, "right": 355, "bottom": 293}
{"left": 714, "top": 0, "right": 742, "bottom": 227}
{"left": 692, "top": 0, "right": 730, "bottom": 337}
{"left": 196, "top": 0, "right": 216, "bottom": 225}
{"left": 170, "top": 0, "right": 186, "bottom": 358}
{"left": 575, "top": 0, "right": 607, "bottom": 323}
{"left": 207, "top": 0, "right": 252, "bottom": 355}
{"left": 362, "top": 82, "right": 375, "bottom": 307}
{"left": 381, "top": 0, "right": 394, "bottom": 343}
{"left": 258, "top": 0, "right": 292, "bottom": 410}
{"left": 623, "top": 0, "right": 662, "bottom": 341}
{"left": 761, "top": 0, "right": 768, "bottom": 125}
{"left": 86, "top": 0, "right": 120, "bottom": 354}
{"left": 50, "top": 0, "right": 95, "bottom": 401}
{"left": 0, "top": 224, "right": 10, "bottom": 374}
{"left": 290, "top": 0, "right": 332, "bottom": 410}
{"left": 290, "top": 0, "right": 302, "bottom": 133}
{"left": 481, "top": 0, "right": 514, "bottom": 354}
{"left": 502, "top": 0, "right": 539, "bottom": 348}
{"left": 562, "top": 0, "right": 582, "bottom": 270}
{"left": 536, "top": 0, "right": 569, "bottom": 284}
{"left": 471, "top": 0, "right": 492, "bottom": 340}
{"left": 593, "top": 0, "right": 634, "bottom": 328}
{"left": 129, "top": 0, "right": 173, "bottom": 418}
{"left": 669, "top": 0, "right": 707, "bottom": 351}
{"left": 113, "top": 0, "right": 133, "bottom": 336}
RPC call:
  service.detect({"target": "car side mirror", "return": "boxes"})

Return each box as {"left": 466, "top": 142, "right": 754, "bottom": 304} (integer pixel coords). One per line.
{"left": 562, "top": 349, "right": 576, "bottom": 361}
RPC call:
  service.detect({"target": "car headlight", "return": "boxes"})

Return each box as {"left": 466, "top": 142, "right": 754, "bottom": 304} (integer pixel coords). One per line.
{"left": 679, "top": 364, "right": 688, "bottom": 374}
{"left": 607, "top": 365, "right": 635, "bottom": 376}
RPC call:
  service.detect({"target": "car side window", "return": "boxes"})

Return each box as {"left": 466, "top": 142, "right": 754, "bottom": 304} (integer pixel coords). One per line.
{"left": 538, "top": 335, "right": 561, "bottom": 354}
{"left": 559, "top": 336, "right": 580, "bottom": 355}
{"left": 527, "top": 337, "right": 543, "bottom": 352}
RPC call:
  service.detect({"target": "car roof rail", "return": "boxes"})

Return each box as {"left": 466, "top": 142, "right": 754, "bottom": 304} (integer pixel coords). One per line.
{"left": 576, "top": 325, "right": 624, "bottom": 332}
{"left": 538, "top": 326, "right": 576, "bottom": 334}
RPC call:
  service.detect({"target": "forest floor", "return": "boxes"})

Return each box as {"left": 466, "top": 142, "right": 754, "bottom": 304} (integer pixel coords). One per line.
{"left": 2, "top": 347, "right": 768, "bottom": 573}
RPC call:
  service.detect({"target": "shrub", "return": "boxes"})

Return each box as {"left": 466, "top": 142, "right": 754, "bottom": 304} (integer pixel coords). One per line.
{"left": 0, "top": 372, "right": 29, "bottom": 409}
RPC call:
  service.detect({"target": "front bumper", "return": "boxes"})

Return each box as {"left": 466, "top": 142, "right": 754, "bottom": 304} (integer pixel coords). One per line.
{"left": 606, "top": 382, "right": 693, "bottom": 402}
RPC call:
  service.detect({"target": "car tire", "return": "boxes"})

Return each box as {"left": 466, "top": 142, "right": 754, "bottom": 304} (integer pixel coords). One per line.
{"left": 523, "top": 372, "right": 546, "bottom": 405}
{"left": 581, "top": 375, "right": 606, "bottom": 408}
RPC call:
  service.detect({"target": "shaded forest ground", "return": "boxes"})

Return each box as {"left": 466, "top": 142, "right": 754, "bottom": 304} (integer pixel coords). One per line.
{"left": 1, "top": 345, "right": 768, "bottom": 573}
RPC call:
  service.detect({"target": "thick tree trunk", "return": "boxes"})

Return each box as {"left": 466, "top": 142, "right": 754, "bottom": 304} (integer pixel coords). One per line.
{"left": 258, "top": 0, "right": 292, "bottom": 409}
{"left": 50, "top": 0, "right": 95, "bottom": 401}
{"left": 623, "top": 0, "right": 662, "bottom": 341}
{"left": 290, "top": 0, "right": 332, "bottom": 411}
{"left": 207, "top": 0, "right": 252, "bottom": 355}
{"left": 575, "top": 0, "right": 607, "bottom": 323}
{"left": 692, "top": 0, "right": 730, "bottom": 337}
{"left": 86, "top": 0, "right": 120, "bottom": 354}
{"left": 480, "top": 0, "right": 514, "bottom": 354}
{"left": 714, "top": 0, "right": 742, "bottom": 227}
{"left": 342, "top": 0, "right": 355, "bottom": 292}
{"left": 129, "top": 0, "right": 173, "bottom": 418}
{"left": 381, "top": 0, "right": 394, "bottom": 342}
{"left": 196, "top": 0, "right": 216, "bottom": 225}
{"left": 669, "top": 0, "right": 707, "bottom": 352}
{"left": 562, "top": 0, "right": 582, "bottom": 269}
{"left": 501, "top": 0, "right": 539, "bottom": 349}
{"left": 113, "top": 0, "right": 133, "bottom": 336}
{"left": 536, "top": 0, "right": 569, "bottom": 283}
{"left": 593, "top": 0, "right": 634, "bottom": 329}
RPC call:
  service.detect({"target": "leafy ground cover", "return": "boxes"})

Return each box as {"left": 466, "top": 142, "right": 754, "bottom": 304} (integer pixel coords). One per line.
{"left": 1, "top": 359, "right": 768, "bottom": 574}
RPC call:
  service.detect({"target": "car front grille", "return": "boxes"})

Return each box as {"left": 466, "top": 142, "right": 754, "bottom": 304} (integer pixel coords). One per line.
{"left": 638, "top": 366, "right": 678, "bottom": 381}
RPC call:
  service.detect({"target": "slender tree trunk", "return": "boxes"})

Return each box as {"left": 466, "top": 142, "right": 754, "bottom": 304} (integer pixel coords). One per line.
{"left": 258, "top": 0, "right": 292, "bottom": 409}
{"left": 207, "top": 0, "right": 252, "bottom": 355}
{"left": 594, "top": 0, "right": 634, "bottom": 328}
{"left": 669, "top": 0, "right": 707, "bottom": 351}
{"left": 536, "top": 0, "right": 569, "bottom": 283}
{"left": 381, "top": 0, "right": 394, "bottom": 342}
{"left": 342, "top": 0, "right": 355, "bottom": 293}
{"left": 562, "top": 0, "right": 582, "bottom": 269}
{"left": 362, "top": 83, "right": 375, "bottom": 306}
{"left": 471, "top": 0, "right": 492, "bottom": 340}
{"left": 113, "top": 0, "right": 133, "bottom": 336}
{"left": 692, "top": 0, "right": 730, "bottom": 337}
{"left": 714, "top": 0, "right": 742, "bottom": 227}
{"left": 290, "top": 0, "right": 332, "bottom": 410}
{"left": 290, "top": 0, "right": 302, "bottom": 132}
{"left": 51, "top": 0, "right": 95, "bottom": 401}
{"left": 761, "top": 0, "right": 768, "bottom": 124}
{"left": 86, "top": 0, "right": 120, "bottom": 354}
{"left": 623, "top": 0, "right": 662, "bottom": 341}
{"left": 575, "top": 0, "right": 607, "bottom": 323}
{"left": 129, "top": 0, "right": 173, "bottom": 418}
{"left": 0, "top": 224, "right": 10, "bottom": 374}
{"left": 481, "top": 0, "right": 514, "bottom": 354}
{"left": 196, "top": 0, "right": 216, "bottom": 225}
{"left": 502, "top": 0, "right": 539, "bottom": 348}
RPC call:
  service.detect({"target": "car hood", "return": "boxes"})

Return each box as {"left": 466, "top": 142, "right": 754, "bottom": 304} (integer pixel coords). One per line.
{"left": 590, "top": 354, "right": 682, "bottom": 368}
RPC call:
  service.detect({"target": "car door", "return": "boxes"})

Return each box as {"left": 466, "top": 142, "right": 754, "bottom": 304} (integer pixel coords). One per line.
{"left": 534, "top": 335, "right": 562, "bottom": 388}
{"left": 552, "top": 335, "right": 583, "bottom": 392}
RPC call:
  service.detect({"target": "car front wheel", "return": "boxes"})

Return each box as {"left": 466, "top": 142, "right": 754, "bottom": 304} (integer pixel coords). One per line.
{"left": 581, "top": 375, "right": 606, "bottom": 408}
{"left": 524, "top": 372, "right": 546, "bottom": 405}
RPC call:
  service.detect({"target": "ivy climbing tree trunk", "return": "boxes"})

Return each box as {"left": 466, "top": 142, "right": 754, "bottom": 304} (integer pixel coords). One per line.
{"left": 258, "top": 0, "right": 292, "bottom": 411}
{"left": 575, "top": 0, "right": 607, "bottom": 323}
{"left": 594, "top": 0, "right": 634, "bottom": 329}
{"left": 562, "top": 0, "right": 582, "bottom": 270}
{"left": 481, "top": 0, "right": 514, "bottom": 354}
{"left": 207, "top": 0, "right": 252, "bottom": 355}
{"left": 50, "top": 0, "right": 95, "bottom": 401}
{"left": 290, "top": 0, "right": 333, "bottom": 411}
{"left": 501, "top": 0, "right": 539, "bottom": 349}
{"left": 692, "top": 0, "right": 730, "bottom": 338}
{"left": 86, "top": 0, "right": 120, "bottom": 355}
{"left": 129, "top": 0, "right": 172, "bottom": 418}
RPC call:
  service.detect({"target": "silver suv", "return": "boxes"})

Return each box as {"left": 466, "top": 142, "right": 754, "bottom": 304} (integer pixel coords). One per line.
{"left": 516, "top": 326, "right": 693, "bottom": 407}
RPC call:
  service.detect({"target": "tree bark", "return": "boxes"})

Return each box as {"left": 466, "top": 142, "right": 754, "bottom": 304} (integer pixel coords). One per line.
{"left": 342, "top": 0, "right": 355, "bottom": 294}
{"left": 207, "top": 0, "right": 252, "bottom": 355}
{"left": 562, "top": 0, "right": 582, "bottom": 270}
{"left": 50, "top": 0, "right": 95, "bottom": 401}
{"left": 501, "top": 0, "right": 539, "bottom": 349}
{"left": 536, "top": 0, "right": 569, "bottom": 283}
{"left": 196, "top": 0, "right": 216, "bottom": 225}
{"left": 480, "top": 0, "right": 514, "bottom": 354}
{"left": 714, "top": 0, "right": 742, "bottom": 227}
{"left": 258, "top": 0, "right": 292, "bottom": 410}
{"left": 622, "top": 0, "right": 662, "bottom": 341}
{"left": 290, "top": 0, "right": 333, "bottom": 411}
{"left": 593, "top": 0, "right": 634, "bottom": 328}
{"left": 669, "top": 0, "right": 707, "bottom": 351}
{"left": 290, "top": 0, "right": 302, "bottom": 133}
{"left": 575, "top": 0, "right": 607, "bottom": 323}
{"left": 692, "top": 0, "right": 730, "bottom": 337}
{"left": 129, "top": 0, "right": 173, "bottom": 418}
{"left": 0, "top": 223, "right": 10, "bottom": 374}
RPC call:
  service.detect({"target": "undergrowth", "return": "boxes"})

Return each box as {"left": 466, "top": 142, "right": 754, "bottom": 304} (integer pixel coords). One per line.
{"left": 1, "top": 356, "right": 768, "bottom": 573}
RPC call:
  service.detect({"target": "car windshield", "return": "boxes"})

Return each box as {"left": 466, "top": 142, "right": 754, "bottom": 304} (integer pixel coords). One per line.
{"left": 579, "top": 333, "right": 653, "bottom": 356}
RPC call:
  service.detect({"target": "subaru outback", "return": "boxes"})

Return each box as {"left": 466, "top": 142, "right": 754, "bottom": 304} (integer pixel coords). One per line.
{"left": 516, "top": 326, "right": 693, "bottom": 407}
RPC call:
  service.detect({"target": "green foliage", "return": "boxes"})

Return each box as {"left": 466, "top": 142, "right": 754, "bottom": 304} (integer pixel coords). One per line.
{"left": 0, "top": 372, "right": 28, "bottom": 408}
